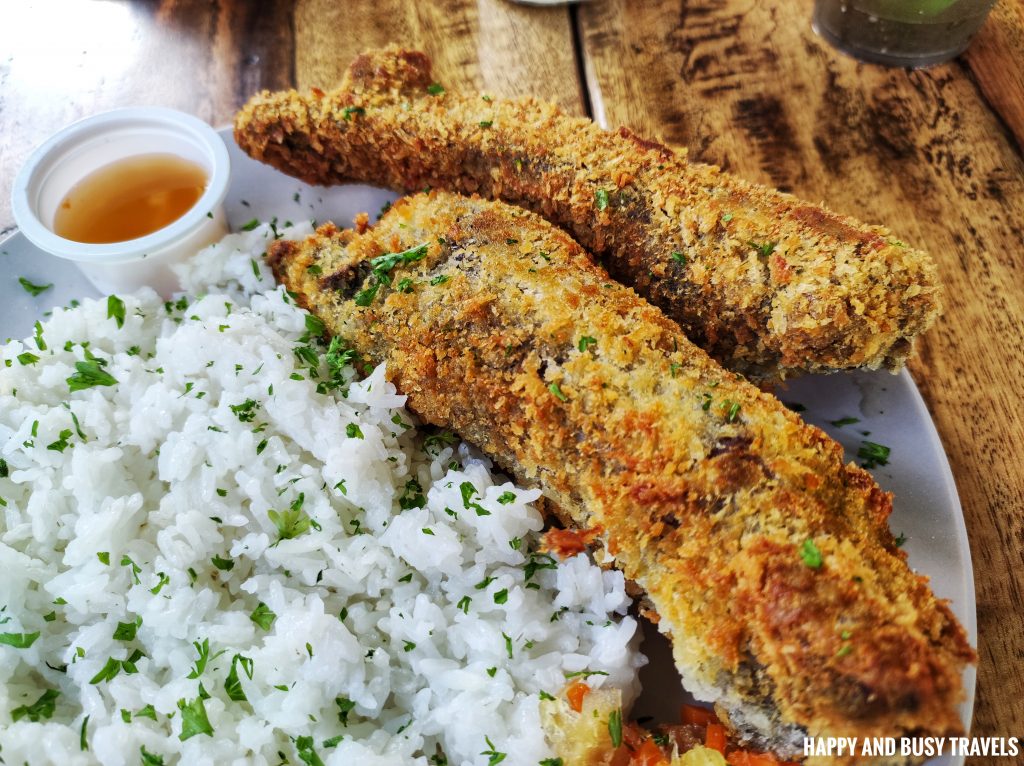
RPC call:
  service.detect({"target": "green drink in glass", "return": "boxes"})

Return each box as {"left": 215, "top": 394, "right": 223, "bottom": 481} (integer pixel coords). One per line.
{"left": 813, "top": 0, "right": 998, "bottom": 67}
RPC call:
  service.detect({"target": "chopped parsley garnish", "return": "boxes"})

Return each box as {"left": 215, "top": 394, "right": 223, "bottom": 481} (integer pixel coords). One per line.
{"left": 240, "top": 218, "right": 260, "bottom": 231}
{"left": 140, "top": 746, "right": 165, "bottom": 765}
{"left": 399, "top": 478, "right": 426, "bottom": 509}
{"left": 497, "top": 491, "right": 516, "bottom": 505}
{"left": 539, "top": 690, "right": 556, "bottom": 701}
{"left": 224, "top": 651, "right": 253, "bottom": 700}
{"left": 150, "top": 572, "right": 170, "bottom": 594}
{"left": 120, "top": 555, "right": 141, "bottom": 584}
{"left": 107, "top": 295, "right": 126, "bottom": 328}
{"left": 721, "top": 212, "right": 734, "bottom": 222}
{"left": 748, "top": 240, "right": 777, "bottom": 258}
{"left": 186, "top": 638, "right": 224, "bottom": 679}
{"left": 112, "top": 616, "right": 141, "bottom": 641}
{"left": 229, "top": 398, "right": 259, "bottom": 422}
{"left": 578, "top": 336, "right": 597, "bottom": 352}
{"left": 17, "top": 351, "right": 39, "bottom": 365}
{"left": 177, "top": 696, "right": 214, "bottom": 740}
{"left": 211, "top": 554, "right": 234, "bottom": 571}
{"left": 784, "top": 401, "right": 806, "bottom": 412}
{"left": 595, "top": 189, "right": 610, "bottom": 211}
{"left": 894, "top": 531, "right": 908, "bottom": 547}
{"left": 0, "top": 631, "right": 40, "bottom": 648}
{"left": 89, "top": 656, "right": 124, "bottom": 684}
{"left": 481, "top": 735, "right": 507, "bottom": 765}
{"left": 608, "top": 708, "right": 623, "bottom": 747}
{"left": 136, "top": 704, "right": 157, "bottom": 720}
{"left": 403, "top": 640, "right": 416, "bottom": 652}
{"left": 829, "top": 416, "right": 860, "bottom": 427}
{"left": 460, "top": 481, "right": 490, "bottom": 516}
{"left": 67, "top": 360, "right": 117, "bottom": 392}
{"left": 671, "top": 251, "right": 687, "bottom": 265}
{"left": 723, "top": 400, "right": 741, "bottom": 423}
{"left": 268, "top": 499, "right": 313, "bottom": 542}
{"left": 540, "top": 759, "right": 564, "bottom": 766}
{"left": 523, "top": 553, "right": 557, "bottom": 581}
{"left": 250, "top": 602, "right": 277, "bottom": 630}
{"left": 564, "top": 669, "right": 609, "bottom": 679}
{"left": 355, "top": 242, "right": 430, "bottom": 306}
{"left": 18, "top": 276, "right": 53, "bottom": 296}
{"left": 346, "top": 423, "right": 364, "bottom": 439}
{"left": 336, "top": 696, "right": 356, "bottom": 726}
{"left": 427, "top": 83, "right": 445, "bottom": 95}
{"left": 475, "top": 576, "right": 497, "bottom": 590}
{"left": 457, "top": 596, "right": 472, "bottom": 613}
{"left": 423, "top": 430, "right": 458, "bottom": 456}
{"left": 430, "top": 274, "right": 450, "bottom": 285}
{"left": 493, "top": 589, "right": 509, "bottom": 604}
{"left": 33, "top": 320, "right": 47, "bottom": 350}
{"left": 301, "top": 313, "right": 326, "bottom": 339}
{"left": 801, "top": 538, "right": 823, "bottom": 569}
{"left": 11, "top": 688, "right": 59, "bottom": 722}
{"left": 342, "top": 106, "right": 366, "bottom": 120}
{"left": 47, "top": 429, "right": 74, "bottom": 453}
{"left": 479, "top": 120, "right": 493, "bottom": 128}
{"left": 548, "top": 382, "right": 568, "bottom": 402}
{"left": 96, "top": 551, "right": 110, "bottom": 565}
{"left": 502, "top": 632, "right": 514, "bottom": 659}
{"left": 296, "top": 735, "right": 325, "bottom": 766}
{"left": 858, "top": 440, "right": 891, "bottom": 468}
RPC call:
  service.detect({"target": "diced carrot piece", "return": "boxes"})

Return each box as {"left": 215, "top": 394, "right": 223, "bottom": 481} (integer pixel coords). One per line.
{"left": 566, "top": 681, "right": 591, "bottom": 712}
{"left": 681, "top": 703, "right": 718, "bottom": 726}
{"left": 705, "top": 723, "right": 727, "bottom": 754}
{"left": 727, "top": 751, "right": 785, "bottom": 766}
{"left": 630, "top": 737, "right": 668, "bottom": 766}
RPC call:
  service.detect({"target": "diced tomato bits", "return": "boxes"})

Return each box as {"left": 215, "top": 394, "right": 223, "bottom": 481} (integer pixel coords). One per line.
{"left": 566, "top": 681, "right": 591, "bottom": 712}
{"left": 705, "top": 723, "right": 727, "bottom": 754}
{"left": 629, "top": 737, "right": 668, "bottom": 766}
{"left": 623, "top": 722, "right": 647, "bottom": 750}
{"left": 543, "top": 527, "right": 597, "bottom": 557}
{"left": 681, "top": 704, "right": 718, "bottom": 726}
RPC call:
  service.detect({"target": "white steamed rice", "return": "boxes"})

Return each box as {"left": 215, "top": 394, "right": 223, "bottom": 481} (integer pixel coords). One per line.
{"left": 0, "top": 221, "right": 644, "bottom": 765}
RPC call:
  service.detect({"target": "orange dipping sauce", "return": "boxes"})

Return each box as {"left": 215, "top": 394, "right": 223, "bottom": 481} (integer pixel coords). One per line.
{"left": 53, "top": 154, "right": 207, "bottom": 244}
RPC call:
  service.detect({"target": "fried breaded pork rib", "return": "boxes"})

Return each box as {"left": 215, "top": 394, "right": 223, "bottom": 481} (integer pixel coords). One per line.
{"left": 267, "top": 192, "right": 972, "bottom": 763}
{"left": 237, "top": 47, "right": 942, "bottom": 381}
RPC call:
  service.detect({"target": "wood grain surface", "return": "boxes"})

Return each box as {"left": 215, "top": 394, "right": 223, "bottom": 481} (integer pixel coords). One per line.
{"left": 577, "top": 0, "right": 1024, "bottom": 745}
{"left": 1, "top": 0, "right": 1022, "bottom": 752}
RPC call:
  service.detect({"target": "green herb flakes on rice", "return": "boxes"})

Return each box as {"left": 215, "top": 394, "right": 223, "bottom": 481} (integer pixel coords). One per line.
{"left": 0, "top": 221, "right": 643, "bottom": 765}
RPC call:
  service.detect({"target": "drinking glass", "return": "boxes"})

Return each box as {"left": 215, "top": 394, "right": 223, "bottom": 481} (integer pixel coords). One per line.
{"left": 813, "top": 0, "right": 998, "bottom": 68}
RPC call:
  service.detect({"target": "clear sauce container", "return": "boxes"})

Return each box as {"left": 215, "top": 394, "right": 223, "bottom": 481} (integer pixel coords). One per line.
{"left": 12, "top": 107, "right": 230, "bottom": 295}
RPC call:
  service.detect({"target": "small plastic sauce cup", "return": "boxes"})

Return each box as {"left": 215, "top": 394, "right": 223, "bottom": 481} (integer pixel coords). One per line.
{"left": 11, "top": 107, "right": 230, "bottom": 296}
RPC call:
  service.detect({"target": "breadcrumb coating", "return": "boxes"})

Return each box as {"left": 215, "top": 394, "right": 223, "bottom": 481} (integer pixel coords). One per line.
{"left": 267, "top": 192, "right": 972, "bottom": 763}
{"left": 236, "top": 46, "right": 942, "bottom": 380}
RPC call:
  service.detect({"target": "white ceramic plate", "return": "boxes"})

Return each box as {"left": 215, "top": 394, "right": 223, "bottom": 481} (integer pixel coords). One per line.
{"left": 0, "top": 130, "right": 976, "bottom": 763}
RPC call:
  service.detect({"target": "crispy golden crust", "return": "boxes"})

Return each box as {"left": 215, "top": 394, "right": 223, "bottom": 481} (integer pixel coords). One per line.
{"left": 236, "top": 46, "right": 942, "bottom": 381}
{"left": 267, "top": 192, "right": 972, "bottom": 763}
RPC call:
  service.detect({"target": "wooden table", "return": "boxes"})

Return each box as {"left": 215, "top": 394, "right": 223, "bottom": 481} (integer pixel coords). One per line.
{"left": 2, "top": 0, "right": 1021, "bottom": 752}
